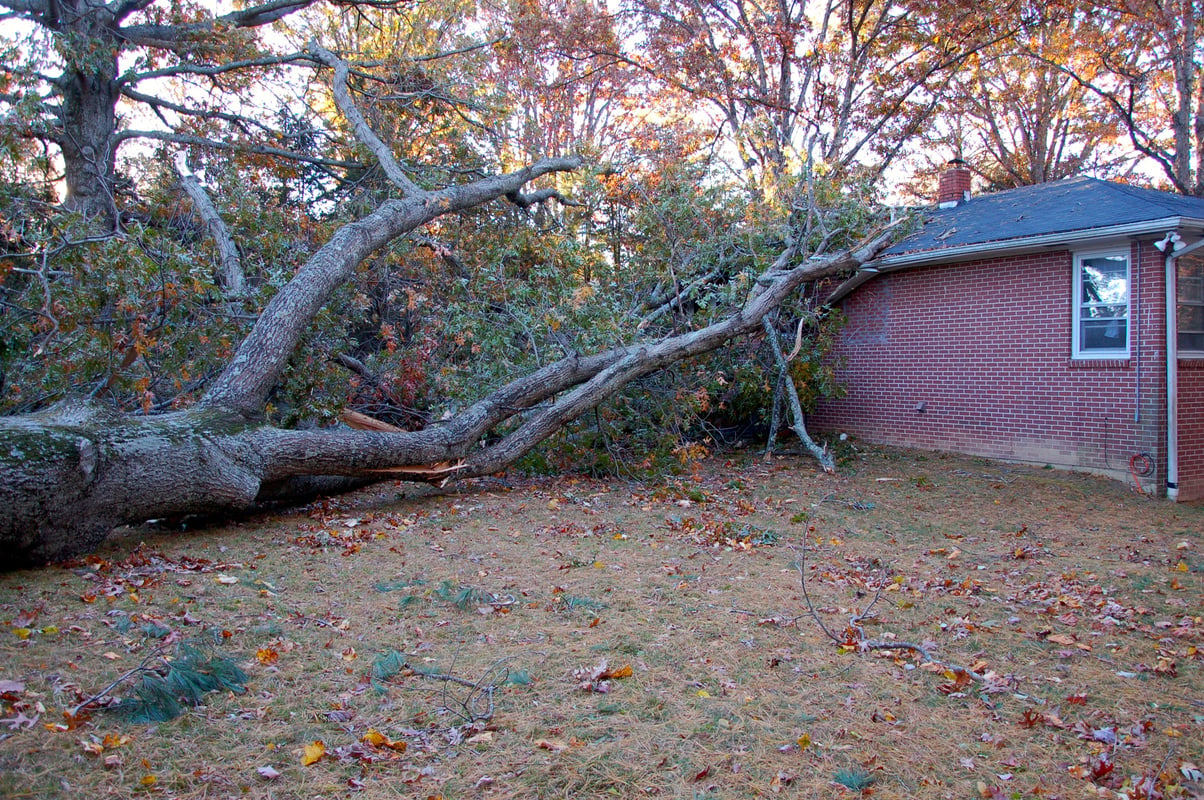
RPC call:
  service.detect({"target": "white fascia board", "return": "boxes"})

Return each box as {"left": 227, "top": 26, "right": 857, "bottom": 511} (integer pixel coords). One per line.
{"left": 827, "top": 216, "right": 1204, "bottom": 304}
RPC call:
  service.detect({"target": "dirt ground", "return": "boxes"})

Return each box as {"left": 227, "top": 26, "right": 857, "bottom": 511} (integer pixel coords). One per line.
{"left": 1, "top": 444, "right": 1201, "bottom": 799}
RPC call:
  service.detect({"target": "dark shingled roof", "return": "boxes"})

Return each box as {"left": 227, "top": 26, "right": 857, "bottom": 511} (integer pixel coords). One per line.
{"left": 882, "top": 176, "right": 1204, "bottom": 258}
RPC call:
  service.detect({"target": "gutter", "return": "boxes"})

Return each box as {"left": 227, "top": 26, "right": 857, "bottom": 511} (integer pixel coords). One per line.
{"left": 829, "top": 215, "right": 1204, "bottom": 303}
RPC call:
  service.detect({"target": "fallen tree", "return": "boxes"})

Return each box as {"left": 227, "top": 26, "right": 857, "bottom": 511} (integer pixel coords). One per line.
{"left": 0, "top": 34, "right": 899, "bottom": 568}
{"left": 0, "top": 190, "right": 895, "bottom": 566}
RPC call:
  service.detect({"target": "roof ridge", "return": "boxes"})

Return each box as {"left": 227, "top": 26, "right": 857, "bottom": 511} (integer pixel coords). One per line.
{"left": 1096, "top": 178, "right": 1202, "bottom": 213}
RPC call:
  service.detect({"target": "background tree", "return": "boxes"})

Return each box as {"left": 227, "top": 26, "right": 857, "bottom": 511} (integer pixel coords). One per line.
{"left": 0, "top": 0, "right": 399, "bottom": 225}
{"left": 1037, "top": 0, "right": 1204, "bottom": 195}
{"left": 903, "top": 7, "right": 1133, "bottom": 194}
{"left": 618, "top": 0, "right": 1018, "bottom": 200}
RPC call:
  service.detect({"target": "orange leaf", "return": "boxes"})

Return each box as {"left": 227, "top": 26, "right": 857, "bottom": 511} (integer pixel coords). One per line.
{"left": 256, "top": 648, "right": 279, "bottom": 666}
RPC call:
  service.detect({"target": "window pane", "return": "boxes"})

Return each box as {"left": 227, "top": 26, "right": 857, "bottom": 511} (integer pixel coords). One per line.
{"left": 1081, "top": 255, "right": 1128, "bottom": 305}
{"left": 1180, "top": 331, "right": 1204, "bottom": 351}
{"left": 1081, "top": 319, "right": 1128, "bottom": 350}
{"left": 1179, "top": 305, "right": 1204, "bottom": 331}
{"left": 1081, "top": 303, "right": 1128, "bottom": 320}
{"left": 1181, "top": 275, "right": 1204, "bottom": 304}
{"left": 1075, "top": 252, "right": 1129, "bottom": 356}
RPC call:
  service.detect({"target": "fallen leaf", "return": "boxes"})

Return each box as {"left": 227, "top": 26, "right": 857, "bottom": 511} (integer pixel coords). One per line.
{"left": 301, "top": 740, "right": 326, "bottom": 766}
{"left": 215, "top": 574, "right": 239, "bottom": 584}
{"left": 102, "top": 733, "right": 131, "bottom": 748}
{"left": 361, "top": 729, "right": 389, "bottom": 747}
{"left": 535, "top": 738, "right": 568, "bottom": 752}
{"left": 257, "top": 765, "right": 281, "bottom": 780}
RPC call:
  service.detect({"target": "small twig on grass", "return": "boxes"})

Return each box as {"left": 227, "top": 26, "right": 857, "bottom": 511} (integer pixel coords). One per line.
{"left": 70, "top": 644, "right": 173, "bottom": 717}
{"left": 374, "top": 651, "right": 517, "bottom": 726}
{"left": 793, "top": 542, "right": 985, "bottom": 682}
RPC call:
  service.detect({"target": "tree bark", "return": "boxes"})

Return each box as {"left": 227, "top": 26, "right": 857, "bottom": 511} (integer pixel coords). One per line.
{"left": 53, "top": 3, "right": 123, "bottom": 221}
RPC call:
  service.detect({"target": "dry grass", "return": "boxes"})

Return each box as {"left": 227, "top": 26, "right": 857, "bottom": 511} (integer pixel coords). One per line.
{"left": 1, "top": 444, "right": 1201, "bottom": 799}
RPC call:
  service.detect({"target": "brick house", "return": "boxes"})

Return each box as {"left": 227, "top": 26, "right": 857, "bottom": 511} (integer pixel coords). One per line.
{"left": 810, "top": 163, "right": 1204, "bottom": 501}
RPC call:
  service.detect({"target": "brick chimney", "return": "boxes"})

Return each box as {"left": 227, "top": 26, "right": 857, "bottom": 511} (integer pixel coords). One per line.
{"left": 937, "top": 158, "right": 972, "bottom": 208}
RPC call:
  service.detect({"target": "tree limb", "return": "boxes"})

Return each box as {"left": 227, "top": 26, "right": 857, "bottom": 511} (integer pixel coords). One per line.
{"left": 119, "top": 86, "right": 275, "bottom": 135}
{"left": 114, "top": 129, "right": 361, "bottom": 171}
{"left": 199, "top": 155, "right": 584, "bottom": 415}
{"left": 128, "top": 52, "right": 315, "bottom": 83}
{"left": 173, "top": 153, "right": 245, "bottom": 297}
{"left": 456, "top": 223, "right": 901, "bottom": 477}
{"left": 119, "top": 0, "right": 321, "bottom": 48}
{"left": 761, "top": 316, "right": 833, "bottom": 472}
{"left": 308, "top": 42, "right": 425, "bottom": 196}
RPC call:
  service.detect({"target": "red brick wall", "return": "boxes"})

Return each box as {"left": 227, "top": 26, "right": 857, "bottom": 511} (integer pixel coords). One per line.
{"left": 811, "top": 241, "right": 1171, "bottom": 490}
{"left": 1177, "top": 359, "right": 1204, "bottom": 501}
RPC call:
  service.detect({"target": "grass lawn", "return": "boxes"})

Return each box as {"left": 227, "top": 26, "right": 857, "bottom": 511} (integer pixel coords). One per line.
{"left": 1, "top": 445, "right": 1201, "bottom": 799}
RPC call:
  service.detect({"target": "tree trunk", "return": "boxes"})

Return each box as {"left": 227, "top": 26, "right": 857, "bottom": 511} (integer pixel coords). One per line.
{"left": 52, "top": 3, "right": 124, "bottom": 222}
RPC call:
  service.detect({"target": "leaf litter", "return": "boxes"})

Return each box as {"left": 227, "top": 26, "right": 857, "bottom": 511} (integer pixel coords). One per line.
{"left": 0, "top": 445, "right": 1200, "bottom": 799}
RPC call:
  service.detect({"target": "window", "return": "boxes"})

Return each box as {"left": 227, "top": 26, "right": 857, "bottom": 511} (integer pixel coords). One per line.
{"left": 1179, "top": 255, "right": 1204, "bottom": 354}
{"left": 1073, "top": 251, "right": 1129, "bottom": 358}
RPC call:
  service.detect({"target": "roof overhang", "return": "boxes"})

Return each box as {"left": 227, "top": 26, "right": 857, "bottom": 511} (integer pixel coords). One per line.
{"left": 827, "top": 214, "right": 1204, "bottom": 303}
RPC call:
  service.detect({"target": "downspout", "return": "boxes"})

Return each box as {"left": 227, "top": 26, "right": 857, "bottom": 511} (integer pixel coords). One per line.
{"left": 1134, "top": 240, "right": 1141, "bottom": 423}
{"left": 1162, "top": 239, "right": 1181, "bottom": 500}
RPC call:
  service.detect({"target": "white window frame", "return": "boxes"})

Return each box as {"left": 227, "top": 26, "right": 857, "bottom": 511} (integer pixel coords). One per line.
{"left": 1073, "top": 249, "right": 1131, "bottom": 359}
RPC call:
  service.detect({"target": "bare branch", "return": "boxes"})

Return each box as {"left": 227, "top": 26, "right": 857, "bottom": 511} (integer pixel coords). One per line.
{"left": 762, "top": 316, "right": 833, "bottom": 472}
{"left": 506, "top": 187, "right": 579, "bottom": 209}
{"left": 119, "top": 86, "right": 274, "bottom": 134}
{"left": 173, "top": 153, "right": 245, "bottom": 297}
{"left": 127, "top": 52, "right": 315, "bottom": 83}
{"left": 308, "top": 42, "right": 425, "bottom": 197}
{"left": 114, "top": 129, "right": 360, "bottom": 171}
